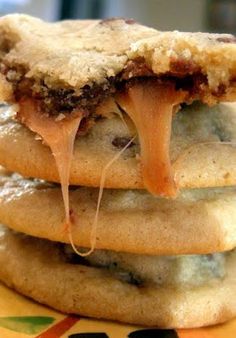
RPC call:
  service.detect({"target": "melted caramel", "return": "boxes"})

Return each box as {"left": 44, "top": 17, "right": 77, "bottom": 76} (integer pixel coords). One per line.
{"left": 117, "top": 81, "right": 186, "bottom": 197}
{"left": 18, "top": 99, "right": 83, "bottom": 226}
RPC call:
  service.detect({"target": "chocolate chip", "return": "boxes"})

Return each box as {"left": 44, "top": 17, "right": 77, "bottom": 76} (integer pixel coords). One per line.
{"left": 100, "top": 17, "right": 136, "bottom": 25}
{"left": 124, "top": 18, "right": 136, "bottom": 25}
{"left": 216, "top": 36, "right": 236, "bottom": 43}
{"left": 112, "top": 137, "right": 135, "bottom": 149}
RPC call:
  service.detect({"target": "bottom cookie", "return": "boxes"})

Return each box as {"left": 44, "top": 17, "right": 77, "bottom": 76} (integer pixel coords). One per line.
{"left": 0, "top": 225, "right": 235, "bottom": 328}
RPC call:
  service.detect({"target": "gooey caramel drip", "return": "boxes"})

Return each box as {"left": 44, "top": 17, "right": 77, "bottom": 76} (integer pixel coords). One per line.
{"left": 117, "top": 80, "right": 186, "bottom": 197}
{"left": 18, "top": 98, "right": 83, "bottom": 228}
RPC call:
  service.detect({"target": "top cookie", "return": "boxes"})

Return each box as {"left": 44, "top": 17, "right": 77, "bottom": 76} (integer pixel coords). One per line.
{"left": 0, "top": 14, "right": 236, "bottom": 103}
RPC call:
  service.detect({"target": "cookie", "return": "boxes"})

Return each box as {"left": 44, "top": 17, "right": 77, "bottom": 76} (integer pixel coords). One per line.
{"left": 0, "top": 168, "right": 236, "bottom": 255}
{"left": 1, "top": 103, "right": 236, "bottom": 190}
{"left": 0, "top": 225, "right": 235, "bottom": 328}
{"left": 0, "top": 14, "right": 235, "bottom": 100}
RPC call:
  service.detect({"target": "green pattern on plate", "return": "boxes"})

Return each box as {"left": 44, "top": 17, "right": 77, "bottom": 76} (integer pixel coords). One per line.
{"left": 0, "top": 316, "right": 55, "bottom": 334}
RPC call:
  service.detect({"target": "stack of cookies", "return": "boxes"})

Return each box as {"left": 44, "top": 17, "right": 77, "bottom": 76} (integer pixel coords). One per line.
{"left": 0, "top": 14, "right": 235, "bottom": 328}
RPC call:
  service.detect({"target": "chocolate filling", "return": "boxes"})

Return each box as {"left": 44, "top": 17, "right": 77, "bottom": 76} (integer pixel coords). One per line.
{"left": 3, "top": 59, "right": 226, "bottom": 115}
{"left": 2, "top": 58, "right": 234, "bottom": 140}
